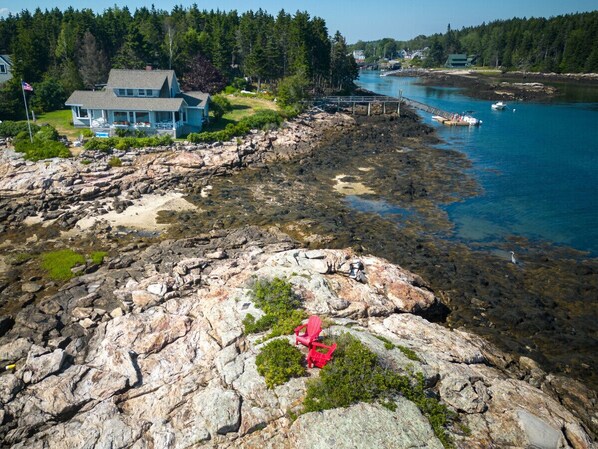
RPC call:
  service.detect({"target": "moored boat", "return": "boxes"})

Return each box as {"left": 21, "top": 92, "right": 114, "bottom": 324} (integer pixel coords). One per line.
{"left": 491, "top": 101, "right": 507, "bottom": 110}
{"left": 433, "top": 113, "right": 482, "bottom": 126}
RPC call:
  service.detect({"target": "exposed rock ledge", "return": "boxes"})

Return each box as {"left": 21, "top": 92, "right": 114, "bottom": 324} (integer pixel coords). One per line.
{"left": 0, "top": 110, "right": 353, "bottom": 232}
{"left": 0, "top": 227, "right": 594, "bottom": 448}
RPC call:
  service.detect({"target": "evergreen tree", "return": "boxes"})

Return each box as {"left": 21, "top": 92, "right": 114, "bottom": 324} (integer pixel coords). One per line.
{"left": 330, "top": 31, "right": 357, "bottom": 91}
{"left": 77, "top": 31, "right": 108, "bottom": 88}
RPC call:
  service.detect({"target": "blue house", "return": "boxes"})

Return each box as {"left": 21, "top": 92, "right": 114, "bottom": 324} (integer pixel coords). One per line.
{"left": 65, "top": 69, "right": 210, "bottom": 138}
{"left": 0, "top": 55, "right": 13, "bottom": 85}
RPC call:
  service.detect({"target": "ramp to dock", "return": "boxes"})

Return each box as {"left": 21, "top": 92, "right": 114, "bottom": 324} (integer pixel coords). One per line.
{"left": 315, "top": 95, "right": 454, "bottom": 120}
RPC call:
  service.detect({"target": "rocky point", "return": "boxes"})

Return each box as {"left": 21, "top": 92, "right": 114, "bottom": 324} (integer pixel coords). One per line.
{"left": 0, "top": 109, "right": 596, "bottom": 448}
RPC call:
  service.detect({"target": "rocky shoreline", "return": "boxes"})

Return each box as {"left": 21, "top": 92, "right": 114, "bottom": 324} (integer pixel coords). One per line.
{"left": 386, "top": 69, "right": 598, "bottom": 101}
{"left": 0, "top": 109, "right": 597, "bottom": 447}
{"left": 1, "top": 226, "right": 596, "bottom": 448}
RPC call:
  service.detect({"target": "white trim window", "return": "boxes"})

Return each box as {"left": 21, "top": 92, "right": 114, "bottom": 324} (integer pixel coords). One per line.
{"left": 0, "top": 64, "right": 6, "bottom": 74}
{"left": 74, "top": 106, "right": 88, "bottom": 118}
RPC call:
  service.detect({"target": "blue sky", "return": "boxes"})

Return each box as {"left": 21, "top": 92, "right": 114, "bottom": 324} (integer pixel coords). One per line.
{"left": 1, "top": 0, "right": 596, "bottom": 43}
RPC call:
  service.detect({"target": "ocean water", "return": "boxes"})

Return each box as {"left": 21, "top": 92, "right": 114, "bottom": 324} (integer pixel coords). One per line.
{"left": 357, "top": 71, "right": 598, "bottom": 255}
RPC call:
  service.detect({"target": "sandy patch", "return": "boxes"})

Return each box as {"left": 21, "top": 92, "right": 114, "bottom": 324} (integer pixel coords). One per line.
{"left": 23, "top": 215, "right": 43, "bottom": 226}
{"left": 357, "top": 167, "right": 373, "bottom": 172}
{"left": 332, "top": 174, "right": 375, "bottom": 196}
{"left": 75, "top": 192, "right": 196, "bottom": 232}
{"left": 0, "top": 256, "right": 9, "bottom": 276}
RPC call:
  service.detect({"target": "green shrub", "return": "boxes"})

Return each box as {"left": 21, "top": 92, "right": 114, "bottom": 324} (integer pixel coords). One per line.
{"left": 83, "top": 134, "right": 172, "bottom": 152}
{"left": 89, "top": 251, "right": 108, "bottom": 264}
{"left": 40, "top": 249, "right": 86, "bottom": 281}
{"left": 108, "top": 156, "right": 122, "bottom": 167}
{"left": 210, "top": 94, "right": 233, "bottom": 120}
{"left": 0, "top": 120, "right": 40, "bottom": 138}
{"left": 276, "top": 73, "right": 310, "bottom": 106}
{"left": 188, "top": 110, "right": 285, "bottom": 143}
{"left": 255, "top": 339, "right": 306, "bottom": 388}
{"left": 302, "top": 333, "right": 455, "bottom": 448}
{"left": 375, "top": 335, "right": 396, "bottom": 350}
{"left": 80, "top": 159, "right": 92, "bottom": 165}
{"left": 231, "top": 77, "right": 249, "bottom": 91}
{"left": 243, "top": 277, "right": 305, "bottom": 340}
{"left": 80, "top": 129, "right": 94, "bottom": 138}
{"left": 243, "top": 313, "right": 277, "bottom": 334}
{"left": 35, "top": 125, "right": 59, "bottom": 142}
{"left": 14, "top": 138, "right": 71, "bottom": 161}
{"left": 251, "top": 277, "right": 301, "bottom": 314}
{"left": 398, "top": 345, "right": 421, "bottom": 362}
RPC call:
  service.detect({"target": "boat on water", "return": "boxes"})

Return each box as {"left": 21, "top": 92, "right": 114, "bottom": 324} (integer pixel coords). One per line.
{"left": 433, "top": 113, "right": 482, "bottom": 127}
{"left": 491, "top": 101, "right": 507, "bottom": 110}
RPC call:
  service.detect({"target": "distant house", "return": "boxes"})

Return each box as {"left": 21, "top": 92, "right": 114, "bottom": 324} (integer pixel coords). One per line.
{"left": 0, "top": 55, "right": 13, "bottom": 85}
{"left": 445, "top": 54, "right": 477, "bottom": 68}
{"left": 65, "top": 69, "right": 210, "bottom": 138}
{"left": 352, "top": 50, "right": 366, "bottom": 64}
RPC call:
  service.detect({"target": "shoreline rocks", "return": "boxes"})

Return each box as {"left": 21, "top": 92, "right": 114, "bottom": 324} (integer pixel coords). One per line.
{"left": 0, "top": 227, "right": 594, "bottom": 448}
{"left": 0, "top": 110, "right": 354, "bottom": 233}
{"left": 1, "top": 107, "right": 597, "bottom": 446}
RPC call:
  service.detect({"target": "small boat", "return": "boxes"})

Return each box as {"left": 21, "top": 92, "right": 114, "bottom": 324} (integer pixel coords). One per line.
{"left": 433, "top": 114, "right": 482, "bottom": 127}
{"left": 491, "top": 101, "right": 507, "bottom": 110}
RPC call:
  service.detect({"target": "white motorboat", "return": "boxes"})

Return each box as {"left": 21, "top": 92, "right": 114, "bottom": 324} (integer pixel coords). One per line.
{"left": 491, "top": 101, "right": 507, "bottom": 110}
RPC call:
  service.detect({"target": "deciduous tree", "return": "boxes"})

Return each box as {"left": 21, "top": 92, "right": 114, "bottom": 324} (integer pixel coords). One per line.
{"left": 179, "top": 53, "right": 227, "bottom": 93}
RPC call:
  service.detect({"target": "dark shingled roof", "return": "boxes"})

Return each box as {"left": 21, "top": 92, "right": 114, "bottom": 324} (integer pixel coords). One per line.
{"left": 107, "top": 69, "right": 175, "bottom": 90}
{"left": 179, "top": 92, "right": 210, "bottom": 108}
{"left": 65, "top": 90, "right": 184, "bottom": 112}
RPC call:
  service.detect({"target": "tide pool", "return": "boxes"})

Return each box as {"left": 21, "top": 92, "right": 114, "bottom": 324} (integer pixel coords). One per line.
{"left": 357, "top": 71, "right": 598, "bottom": 255}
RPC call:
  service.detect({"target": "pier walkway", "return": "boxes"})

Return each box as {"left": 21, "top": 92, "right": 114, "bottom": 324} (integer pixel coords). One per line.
{"left": 314, "top": 95, "right": 454, "bottom": 120}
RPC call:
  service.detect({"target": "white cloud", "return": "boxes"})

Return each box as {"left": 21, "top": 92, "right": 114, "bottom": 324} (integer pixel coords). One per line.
{"left": 0, "top": 8, "right": 11, "bottom": 17}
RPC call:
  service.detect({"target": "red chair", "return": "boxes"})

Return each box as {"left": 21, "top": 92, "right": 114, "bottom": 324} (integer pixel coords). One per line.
{"left": 294, "top": 315, "right": 322, "bottom": 347}
{"left": 307, "top": 342, "right": 337, "bottom": 368}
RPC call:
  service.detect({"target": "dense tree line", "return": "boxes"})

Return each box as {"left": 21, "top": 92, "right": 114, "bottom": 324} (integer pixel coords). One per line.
{"left": 350, "top": 11, "right": 598, "bottom": 73}
{"left": 0, "top": 6, "right": 357, "bottom": 119}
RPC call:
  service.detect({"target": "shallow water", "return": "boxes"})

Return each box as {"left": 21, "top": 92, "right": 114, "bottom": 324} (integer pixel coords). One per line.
{"left": 357, "top": 71, "right": 598, "bottom": 255}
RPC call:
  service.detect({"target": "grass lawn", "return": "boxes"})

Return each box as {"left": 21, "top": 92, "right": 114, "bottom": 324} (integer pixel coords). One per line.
{"left": 36, "top": 109, "right": 80, "bottom": 139}
{"left": 204, "top": 95, "right": 279, "bottom": 132}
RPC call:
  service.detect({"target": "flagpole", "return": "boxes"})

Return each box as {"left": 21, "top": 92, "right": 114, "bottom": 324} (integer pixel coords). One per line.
{"left": 20, "top": 80, "right": 33, "bottom": 143}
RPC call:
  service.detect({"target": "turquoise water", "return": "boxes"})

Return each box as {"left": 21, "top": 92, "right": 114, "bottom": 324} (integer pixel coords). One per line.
{"left": 357, "top": 71, "right": 598, "bottom": 255}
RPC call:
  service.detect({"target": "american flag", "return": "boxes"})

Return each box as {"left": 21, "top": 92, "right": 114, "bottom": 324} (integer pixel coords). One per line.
{"left": 22, "top": 81, "right": 33, "bottom": 92}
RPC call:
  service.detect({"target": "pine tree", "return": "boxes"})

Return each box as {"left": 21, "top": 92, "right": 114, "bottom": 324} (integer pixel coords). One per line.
{"left": 77, "top": 31, "right": 109, "bottom": 88}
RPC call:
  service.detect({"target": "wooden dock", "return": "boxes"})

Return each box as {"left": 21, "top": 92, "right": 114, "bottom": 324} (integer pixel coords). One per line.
{"left": 314, "top": 95, "right": 455, "bottom": 120}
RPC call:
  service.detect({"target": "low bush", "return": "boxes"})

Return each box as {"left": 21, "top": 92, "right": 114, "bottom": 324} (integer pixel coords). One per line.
{"left": 188, "top": 109, "right": 286, "bottom": 144}
{"left": 398, "top": 345, "right": 421, "bottom": 361}
{"left": 255, "top": 339, "right": 306, "bottom": 389}
{"left": 210, "top": 95, "right": 233, "bottom": 120}
{"left": 0, "top": 120, "right": 40, "bottom": 138}
{"left": 108, "top": 156, "right": 122, "bottom": 167}
{"left": 303, "top": 333, "right": 455, "bottom": 448}
{"left": 13, "top": 136, "right": 71, "bottom": 162}
{"left": 89, "top": 251, "right": 108, "bottom": 264}
{"left": 83, "top": 134, "right": 173, "bottom": 152}
{"left": 242, "top": 277, "right": 305, "bottom": 340}
{"left": 10, "top": 124, "right": 70, "bottom": 161}
{"left": 40, "top": 249, "right": 86, "bottom": 281}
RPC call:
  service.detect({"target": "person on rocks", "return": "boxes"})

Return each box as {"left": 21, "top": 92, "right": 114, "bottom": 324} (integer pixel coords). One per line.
{"left": 348, "top": 259, "right": 366, "bottom": 283}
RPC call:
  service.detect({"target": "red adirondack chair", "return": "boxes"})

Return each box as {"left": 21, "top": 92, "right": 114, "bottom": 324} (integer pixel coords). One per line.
{"left": 294, "top": 315, "right": 322, "bottom": 347}
{"left": 307, "top": 342, "right": 337, "bottom": 368}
